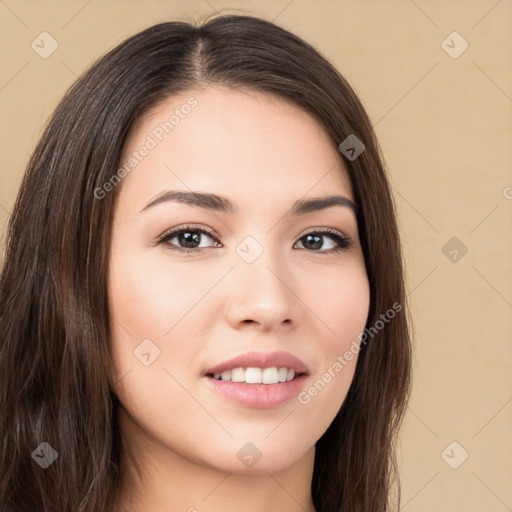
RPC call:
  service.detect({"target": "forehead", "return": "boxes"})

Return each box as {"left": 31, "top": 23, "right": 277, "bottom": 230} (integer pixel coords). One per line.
{"left": 117, "top": 86, "right": 353, "bottom": 210}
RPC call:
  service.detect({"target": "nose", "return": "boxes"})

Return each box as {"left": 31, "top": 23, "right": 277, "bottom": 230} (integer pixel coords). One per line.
{"left": 225, "top": 251, "right": 302, "bottom": 332}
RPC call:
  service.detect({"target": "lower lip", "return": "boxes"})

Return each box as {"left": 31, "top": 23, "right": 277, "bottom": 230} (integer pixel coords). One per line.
{"left": 202, "top": 375, "right": 308, "bottom": 408}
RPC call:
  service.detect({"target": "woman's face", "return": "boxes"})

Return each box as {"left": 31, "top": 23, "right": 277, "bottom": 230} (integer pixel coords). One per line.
{"left": 108, "top": 86, "right": 370, "bottom": 475}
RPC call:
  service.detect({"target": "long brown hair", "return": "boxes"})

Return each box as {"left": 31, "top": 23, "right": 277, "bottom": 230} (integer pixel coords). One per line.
{"left": 0, "top": 14, "right": 412, "bottom": 512}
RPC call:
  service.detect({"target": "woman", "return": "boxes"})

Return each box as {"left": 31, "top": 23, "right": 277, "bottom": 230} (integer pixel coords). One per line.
{"left": 0, "top": 14, "right": 412, "bottom": 512}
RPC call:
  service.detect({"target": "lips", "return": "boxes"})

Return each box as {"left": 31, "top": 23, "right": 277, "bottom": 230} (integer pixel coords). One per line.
{"left": 202, "top": 350, "right": 309, "bottom": 377}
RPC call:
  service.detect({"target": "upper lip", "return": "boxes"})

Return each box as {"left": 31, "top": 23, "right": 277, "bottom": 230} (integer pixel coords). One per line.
{"left": 203, "top": 351, "right": 309, "bottom": 376}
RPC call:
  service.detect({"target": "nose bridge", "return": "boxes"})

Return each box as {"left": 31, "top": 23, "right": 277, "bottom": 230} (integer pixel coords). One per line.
{"left": 226, "top": 232, "right": 299, "bottom": 328}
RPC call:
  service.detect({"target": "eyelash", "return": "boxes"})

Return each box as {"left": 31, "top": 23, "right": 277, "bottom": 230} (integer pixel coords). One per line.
{"left": 156, "top": 224, "right": 352, "bottom": 255}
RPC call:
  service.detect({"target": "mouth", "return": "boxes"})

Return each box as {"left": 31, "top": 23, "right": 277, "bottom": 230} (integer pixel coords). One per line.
{"left": 202, "top": 350, "right": 309, "bottom": 380}
{"left": 205, "top": 367, "right": 308, "bottom": 384}
{"left": 201, "top": 351, "right": 310, "bottom": 408}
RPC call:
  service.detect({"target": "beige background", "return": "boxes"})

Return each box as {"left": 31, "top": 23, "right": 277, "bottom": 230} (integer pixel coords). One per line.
{"left": 1, "top": 0, "right": 511, "bottom": 510}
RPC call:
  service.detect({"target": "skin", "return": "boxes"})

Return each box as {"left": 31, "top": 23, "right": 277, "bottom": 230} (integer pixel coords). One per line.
{"left": 108, "top": 85, "right": 370, "bottom": 512}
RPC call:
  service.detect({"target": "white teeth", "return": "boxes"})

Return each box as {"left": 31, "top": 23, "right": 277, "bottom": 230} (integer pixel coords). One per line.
{"left": 262, "top": 367, "right": 278, "bottom": 384}
{"left": 245, "top": 367, "right": 262, "bottom": 383}
{"left": 277, "top": 367, "right": 288, "bottom": 382}
{"left": 231, "top": 368, "right": 245, "bottom": 382}
{"left": 211, "top": 367, "right": 298, "bottom": 384}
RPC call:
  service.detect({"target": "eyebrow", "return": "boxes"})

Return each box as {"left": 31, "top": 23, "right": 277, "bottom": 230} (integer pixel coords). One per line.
{"left": 139, "top": 190, "right": 357, "bottom": 216}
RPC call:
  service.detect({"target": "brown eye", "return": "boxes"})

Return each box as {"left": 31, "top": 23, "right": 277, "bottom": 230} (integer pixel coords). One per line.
{"left": 294, "top": 229, "right": 351, "bottom": 253}
{"left": 158, "top": 225, "right": 222, "bottom": 253}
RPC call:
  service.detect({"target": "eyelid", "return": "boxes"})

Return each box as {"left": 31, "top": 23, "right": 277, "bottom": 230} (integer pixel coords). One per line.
{"left": 157, "top": 225, "right": 348, "bottom": 241}
{"left": 158, "top": 223, "right": 220, "bottom": 242}
{"left": 298, "top": 226, "right": 348, "bottom": 239}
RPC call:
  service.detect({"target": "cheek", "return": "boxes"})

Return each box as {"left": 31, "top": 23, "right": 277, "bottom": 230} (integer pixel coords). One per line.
{"left": 296, "top": 257, "right": 369, "bottom": 405}
{"left": 305, "top": 258, "right": 370, "bottom": 346}
{"left": 107, "top": 247, "right": 229, "bottom": 388}
{"left": 108, "top": 247, "right": 221, "bottom": 337}
{"left": 294, "top": 264, "right": 369, "bottom": 443}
